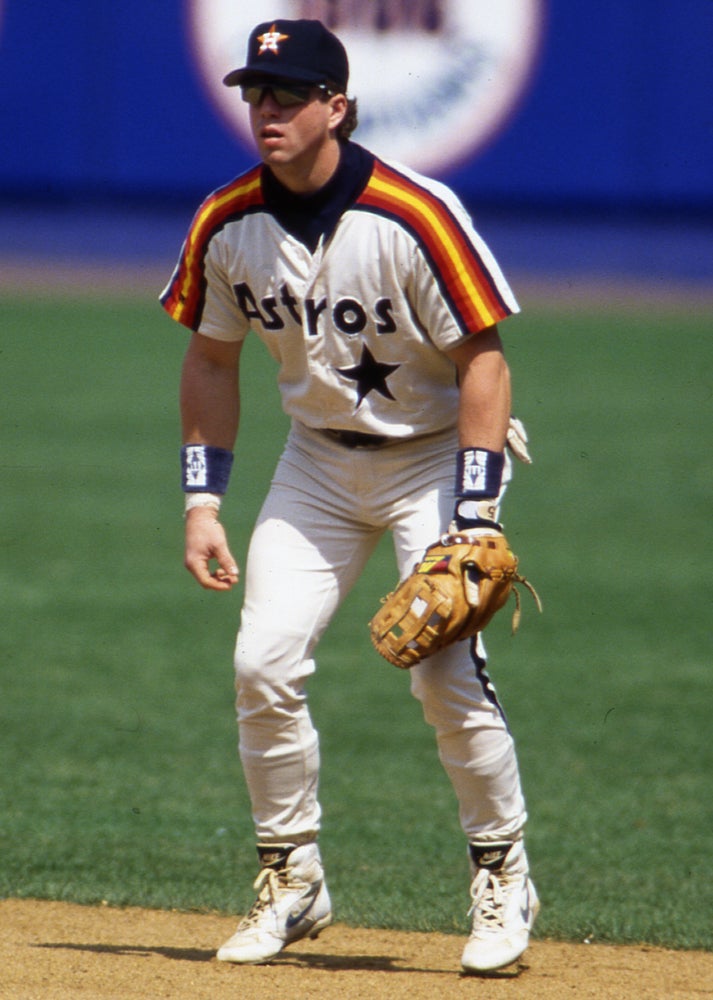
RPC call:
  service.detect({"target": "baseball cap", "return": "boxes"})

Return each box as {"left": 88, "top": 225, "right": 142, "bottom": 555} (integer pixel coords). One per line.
{"left": 223, "top": 19, "right": 349, "bottom": 91}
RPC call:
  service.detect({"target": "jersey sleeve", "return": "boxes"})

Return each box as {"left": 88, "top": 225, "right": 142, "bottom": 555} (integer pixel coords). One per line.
{"left": 358, "top": 160, "right": 519, "bottom": 349}
{"left": 408, "top": 199, "right": 520, "bottom": 351}
{"left": 159, "top": 170, "right": 263, "bottom": 342}
{"left": 160, "top": 226, "right": 248, "bottom": 342}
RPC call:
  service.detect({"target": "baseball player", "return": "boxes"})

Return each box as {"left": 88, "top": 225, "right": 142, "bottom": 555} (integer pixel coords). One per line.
{"left": 161, "top": 18, "right": 539, "bottom": 973}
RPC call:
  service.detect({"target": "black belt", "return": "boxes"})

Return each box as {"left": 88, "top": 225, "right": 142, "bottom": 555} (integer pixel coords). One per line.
{"left": 322, "top": 428, "right": 389, "bottom": 449}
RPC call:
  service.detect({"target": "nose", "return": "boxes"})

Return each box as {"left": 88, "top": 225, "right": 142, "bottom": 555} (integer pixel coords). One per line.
{"left": 256, "top": 87, "right": 281, "bottom": 112}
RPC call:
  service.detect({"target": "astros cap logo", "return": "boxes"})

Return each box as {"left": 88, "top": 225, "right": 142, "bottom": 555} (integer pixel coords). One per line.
{"left": 257, "top": 24, "right": 288, "bottom": 55}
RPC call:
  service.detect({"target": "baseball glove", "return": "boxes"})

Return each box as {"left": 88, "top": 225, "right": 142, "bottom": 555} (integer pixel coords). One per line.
{"left": 369, "top": 533, "right": 542, "bottom": 669}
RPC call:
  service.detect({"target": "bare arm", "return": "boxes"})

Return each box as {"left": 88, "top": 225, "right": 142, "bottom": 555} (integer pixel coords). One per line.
{"left": 181, "top": 332, "right": 242, "bottom": 446}
{"left": 180, "top": 333, "right": 242, "bottom": 591}
{"left": 446, "top": 325, "right": 511, "bottom": 450}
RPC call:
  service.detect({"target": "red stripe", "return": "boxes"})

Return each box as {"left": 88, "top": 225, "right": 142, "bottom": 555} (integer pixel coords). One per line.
{"left": 162, "top": 167, "right": 264, "bottom": 329}
{"left": 357, "top": 161, "right": 510, "bottom": 332}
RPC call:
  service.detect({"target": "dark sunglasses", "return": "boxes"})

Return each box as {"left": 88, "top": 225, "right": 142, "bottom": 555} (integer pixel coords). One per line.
{"left": 240, "top": 82, "right": 334, "bottom": 108}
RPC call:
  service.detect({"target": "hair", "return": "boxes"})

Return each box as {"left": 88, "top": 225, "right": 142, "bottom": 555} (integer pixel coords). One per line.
{"left": 322, "top": 83, "right": 358, "bottom": 139}
{"left": 338, "top": 97, "right": 358, "bottom": 139}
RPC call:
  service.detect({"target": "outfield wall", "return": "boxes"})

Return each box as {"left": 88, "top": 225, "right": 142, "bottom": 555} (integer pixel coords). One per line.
{"left": 0, "top": 1, "right": 711, "bottom": 210}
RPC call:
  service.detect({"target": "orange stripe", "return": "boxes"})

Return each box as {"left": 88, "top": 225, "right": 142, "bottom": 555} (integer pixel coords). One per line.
{"left": 163, "top": 168, "right": 264, "bottom": 328}
{"left": 358, "top": 162, "right": 510, "bottom": 332}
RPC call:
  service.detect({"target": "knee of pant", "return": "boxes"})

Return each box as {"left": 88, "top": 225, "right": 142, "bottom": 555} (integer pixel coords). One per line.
{"left": 233, "top": 645, "right": 282, "bottom": 708}
{"left": 234, "top": 620, "right": 289, "bottom": 688}
{"left": 234, "top": 656, "right": 292, "bottom": 719}
{"left": 409, "top": 647, "right": 498, "bottom": 726}
{"left": 234, "top": 639, "right": 262, "bottom": 692}
{"left": 409, "top": 646, "right": 465, "bottom": 702}
{"left": 234, "top": 631, "right": 315, "bottom": 715}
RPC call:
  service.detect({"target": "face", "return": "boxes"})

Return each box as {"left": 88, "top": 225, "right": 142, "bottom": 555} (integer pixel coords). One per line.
{"left": 247, "top": 84, "right": 347, "bottom": 191}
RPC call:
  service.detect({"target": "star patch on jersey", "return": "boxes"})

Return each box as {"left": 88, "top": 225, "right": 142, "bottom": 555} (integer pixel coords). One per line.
{"left": 336, "top": 345, "right": 400, "bottom": 408}
{"left": 258, "top": 25, "right": 289, "bottom": 55}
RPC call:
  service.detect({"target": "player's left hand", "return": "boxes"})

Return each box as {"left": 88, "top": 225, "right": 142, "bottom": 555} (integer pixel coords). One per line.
{"left": 369, "top": 531, "right": 541, "bottom": 669}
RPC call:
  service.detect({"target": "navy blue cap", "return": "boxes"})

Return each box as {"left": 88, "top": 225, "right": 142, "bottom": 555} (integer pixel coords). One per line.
{"left": 223, "top": 19, "right": 349, "bottom": 91}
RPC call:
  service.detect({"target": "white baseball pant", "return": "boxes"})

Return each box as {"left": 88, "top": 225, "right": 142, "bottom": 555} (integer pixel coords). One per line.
{"left": 234, "top": 422, "right": 527, "bottom": 845}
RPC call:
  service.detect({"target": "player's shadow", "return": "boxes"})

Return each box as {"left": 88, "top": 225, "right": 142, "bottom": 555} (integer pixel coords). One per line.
{"left": 35, "top": 942, "right": 410, "bottom": 971}
{"left": 273, "top": 949, "right": 431, "bottom": 973}
{"left": 34, "top": 942, "right": 215, "bottom": 963}
{"left": 286, "top": 951, "right": 527, "bottom": 978}
{"left": 35, "top": 941, "right": 435, "bottom": 974}
{"left": 35, "top": 942, "right": 527, "bottom": 978}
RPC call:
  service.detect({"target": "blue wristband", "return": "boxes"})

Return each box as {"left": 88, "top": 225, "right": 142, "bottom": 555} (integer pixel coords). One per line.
{"left": 455, "top": 447, "right": 505, "bottom": 499}
{"left": 181, "top": 444, "right": 234, "bottom": 494}
{"left": 453, "top": 447, "right": 505, "bottom": 530}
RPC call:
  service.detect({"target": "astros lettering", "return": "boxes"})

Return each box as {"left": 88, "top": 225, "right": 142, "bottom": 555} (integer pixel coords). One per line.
{"left": 233, "top": 281, "right": 396, "bottom": 337}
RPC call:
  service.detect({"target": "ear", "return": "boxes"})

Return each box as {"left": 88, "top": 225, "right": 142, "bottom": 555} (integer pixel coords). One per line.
{"left": 328, "top": 92, "right": 348, "bottom": 131}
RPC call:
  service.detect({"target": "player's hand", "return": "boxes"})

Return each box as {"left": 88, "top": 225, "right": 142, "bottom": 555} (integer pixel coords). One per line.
{"left": 184, "top": 506, "right": 239, "bottom": 591}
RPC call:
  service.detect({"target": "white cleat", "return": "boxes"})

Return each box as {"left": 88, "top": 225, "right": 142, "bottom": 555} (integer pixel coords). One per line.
{"left": 217, "top": 843, "right": 332, "bottom": 964}
{"left": 461, "top": 840, "right": 540, "bottom": 974}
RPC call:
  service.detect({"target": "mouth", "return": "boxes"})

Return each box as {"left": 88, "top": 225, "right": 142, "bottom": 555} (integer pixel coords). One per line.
{"left": 260, "top": 126, "right": 284, "bottom": 145}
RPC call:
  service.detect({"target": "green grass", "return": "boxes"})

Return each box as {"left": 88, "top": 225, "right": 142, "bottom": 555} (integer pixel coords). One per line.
{"left": 1, "top": 294, "right": 711, "bottom": 951}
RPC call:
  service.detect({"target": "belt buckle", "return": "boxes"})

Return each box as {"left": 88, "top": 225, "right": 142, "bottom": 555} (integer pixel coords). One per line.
{"left": 326, "top": 429, "right": 386, "bottom": 449}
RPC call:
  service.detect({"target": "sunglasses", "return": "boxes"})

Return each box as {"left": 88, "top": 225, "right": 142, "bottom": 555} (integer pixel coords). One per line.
{"left": 240, "top": 82, "right": 334, "bottom": 108}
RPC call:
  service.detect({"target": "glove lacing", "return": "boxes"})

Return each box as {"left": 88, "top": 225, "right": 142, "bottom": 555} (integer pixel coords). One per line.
{"left": 511, "top": 573, "right": 543, "bottom": 633}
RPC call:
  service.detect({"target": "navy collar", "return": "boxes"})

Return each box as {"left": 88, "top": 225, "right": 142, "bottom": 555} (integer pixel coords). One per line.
{"left": 261, "top": 142, "right": 375, "bottom": 252}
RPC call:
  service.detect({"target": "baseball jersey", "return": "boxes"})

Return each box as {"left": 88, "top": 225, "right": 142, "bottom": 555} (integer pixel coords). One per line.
{"left": 161, "top": 142, "right": 519, "bottom": 439}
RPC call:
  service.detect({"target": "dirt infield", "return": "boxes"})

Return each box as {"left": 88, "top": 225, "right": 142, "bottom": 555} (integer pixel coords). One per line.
{"left": 2, "top": 899, "right": 712, "bottom": 1000}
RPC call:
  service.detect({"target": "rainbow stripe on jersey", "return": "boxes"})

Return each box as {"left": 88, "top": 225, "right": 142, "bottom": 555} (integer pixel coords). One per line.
{"left": 160, "top": 155, "right": 514, "bottom": 335}
{"left": 355, "top": 160, "right": 513, "bottom": 334}
{"left": 160, "top": 166, "right": 264, "bottom": 329}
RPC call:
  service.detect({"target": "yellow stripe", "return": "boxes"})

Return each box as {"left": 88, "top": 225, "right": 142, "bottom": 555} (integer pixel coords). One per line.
{"left": 368, "top": 173, "right": 493, "bottom": 325}
{"left": 172, "top": 174, "right": 262, "bottom": 323}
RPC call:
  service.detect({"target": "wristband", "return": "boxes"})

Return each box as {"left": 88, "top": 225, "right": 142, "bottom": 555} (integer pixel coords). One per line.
{"left": 455, "top": 447, "right": 505, "bottom": 498}
{"left": 181, "top": 444, "right": 233, "bottom": 494}
{"left": 453, "top": 447, "right": 505, "bottom": 530}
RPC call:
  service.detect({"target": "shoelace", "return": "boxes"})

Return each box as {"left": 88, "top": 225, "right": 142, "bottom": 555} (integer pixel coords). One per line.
{"left": 468, "top": 868, "right": 508, "bottom": 930}
{"left": 238, "top": 865, "right": 310, "bottom": 930}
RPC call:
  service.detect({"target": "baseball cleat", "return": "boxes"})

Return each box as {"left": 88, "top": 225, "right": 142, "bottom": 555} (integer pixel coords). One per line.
{"left": 216, "top": 842, "right": 332, "bottom": 964}
{"left": 461, "top": 839, "right": 539, "bottom": 974}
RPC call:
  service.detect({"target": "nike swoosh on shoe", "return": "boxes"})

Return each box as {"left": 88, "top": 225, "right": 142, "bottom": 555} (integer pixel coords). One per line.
{"left": 285, "top": 889, "right": 319, "bottom": 930}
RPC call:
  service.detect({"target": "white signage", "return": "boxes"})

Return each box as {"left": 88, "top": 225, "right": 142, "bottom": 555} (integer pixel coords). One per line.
{"left": 189, "top": 0, "right": 544, "bottom": 174}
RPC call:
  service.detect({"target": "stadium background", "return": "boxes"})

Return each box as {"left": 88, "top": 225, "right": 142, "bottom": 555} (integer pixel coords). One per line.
{"left": 1, "top": 5, "right": 712, "bottom": 996}
{"left": 0, "top": 0, "right": 711, "bottom": 284}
